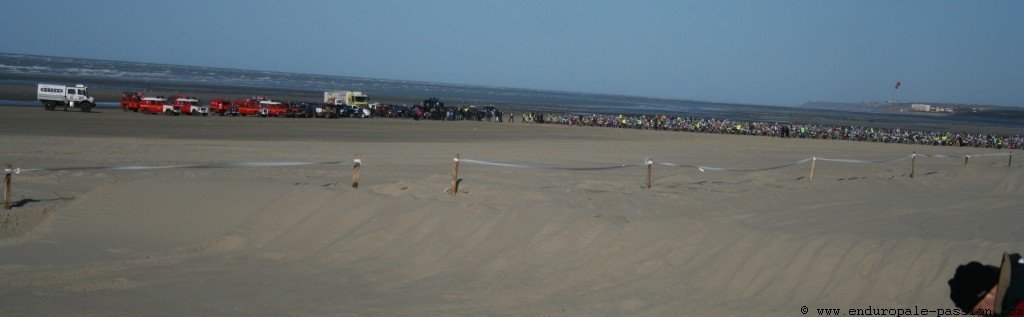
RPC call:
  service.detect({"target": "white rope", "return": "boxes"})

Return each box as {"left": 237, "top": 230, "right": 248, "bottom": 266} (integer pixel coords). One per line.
{"left": 2, "top": 151, "right": 1017, "bottom": 175}
{"left": 966, "top": 153, "right": 1011, "bottom": 157}
{"left": 816, "top": 155, "right": 913, "bottom": 164}
{"left": 460, "top": 158, "right": 634, "bottom": 170}
{"left": 459, "top": 159, "right": 531, "bottom": 169}
{"left": 921, "top": 154, "right": 963, "bottom": 159}
{"left": 7, "top": 161, "right": 347, "bottom": 174}
{"left": 653, "top": 158, "right": 812, "bottom": 172}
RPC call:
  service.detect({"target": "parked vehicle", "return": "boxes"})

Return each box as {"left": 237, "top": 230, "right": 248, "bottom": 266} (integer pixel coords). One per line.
{"left": 121, "top": 92, "right": 144, "bottom": 112}
{"left": 264, "top": 100, "right": 288, "bottom": 117}
{"left": 421, "top": 97, "right": 446, "bottom": 120}
{"left": 352, "top": 105, "right": 372, "bottom": 118}
{"left": 309, "top": 103, "right": 342, "bottom": 118}
{"left": 286, "top": 102, "right": 319, "bottom": 118}
{"left": 234, "top": 98, "right": 285, "bottom": 117}
{"left": 37, "top": 83, "right": 95, "bottom": 112}
{"left": 340, "top": 104, "right": 359, "bottom": 118}
{"left": 138, "top": 97, "right": 179, "bottom": 115}
{"left": 169, "top": 95, "right": 209, "bottom": 116}
{"left": 209, "top": 98, "right": 238, "bottom": 116}
{"left": 234, "top": 98, "right": 267, "bottom": 117}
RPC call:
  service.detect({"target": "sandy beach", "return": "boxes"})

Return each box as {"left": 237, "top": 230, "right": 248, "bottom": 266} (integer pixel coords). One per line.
{"left": 1, "top": 105, "right": 1023, "bottom": 316}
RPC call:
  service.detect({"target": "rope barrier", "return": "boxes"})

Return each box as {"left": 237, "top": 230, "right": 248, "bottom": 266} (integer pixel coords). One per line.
{"left": 657, "top": 158, "right": 812, "bottom": 173}
{"left": 915, "top": 153, "right": 1011, "bottom": 159}
{"left": 3, "top": 152, "right": 1017, "bottom": 175}
{"left": 960, "top": 153, "right": 1011, "bottom": 158}
{"left": 459, "top": 159, "right": 641, "bottom": 171}
{"left": 1, "top": 151, "right": 1019, "bottom": 205}
{"left": 815, "top": 155, "right": 913, "bottom": 164}
{"left": 920, "top": 154, "right": 963, "bottom": 159}
{"left": 460, "top": 151, "right": 1014, "bottom": 174}
{"left": 6, "top": 161, "right": 348, "bottom": 174}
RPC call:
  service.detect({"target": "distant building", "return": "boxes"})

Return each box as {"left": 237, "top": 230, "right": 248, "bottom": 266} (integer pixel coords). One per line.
{"left": 911, "top": 103, "right": 932, "bottom": 112}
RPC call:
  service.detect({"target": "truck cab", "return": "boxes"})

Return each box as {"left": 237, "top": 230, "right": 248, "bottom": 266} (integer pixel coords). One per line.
{"left": 347, "top": 92, "right": 369, "bottom": 108}
{"left": 64, "top": 85, "right": 93, "bottom": 109}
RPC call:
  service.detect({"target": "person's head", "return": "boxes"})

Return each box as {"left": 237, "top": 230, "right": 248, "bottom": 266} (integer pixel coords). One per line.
{"left": 949, "top": 261, "right": 1000, "bottom": 316}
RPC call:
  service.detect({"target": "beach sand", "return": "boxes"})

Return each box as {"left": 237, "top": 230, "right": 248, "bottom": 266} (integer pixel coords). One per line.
{"left": 1, "top": 105, "right": 1022, "bottom": 316}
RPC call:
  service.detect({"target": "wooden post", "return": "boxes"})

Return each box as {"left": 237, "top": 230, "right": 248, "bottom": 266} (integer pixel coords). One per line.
{"left": 451, "top": 154, "right": 460, "bottom": 198}
{"left": 352, "top": 153, "right": 362, "bottom": 188}
{"left": 964, "top": 155, "right": 969, "bottom": 166}
{"left": 809, "top": 157, "right": 816, "bottom": 182}
{"left": 910, "top": 152, "right": 916, "bottom": 178}
{"left": 4, "top": 164, "right": 11, "bottom": 210}
{"left": 645, "top": 158, "right": 653, "bottom": 189}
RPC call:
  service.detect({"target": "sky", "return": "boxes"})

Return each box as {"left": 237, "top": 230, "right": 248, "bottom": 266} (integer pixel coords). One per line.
{"left": 1, "top": 0, "right": 1022, "bottom": 107}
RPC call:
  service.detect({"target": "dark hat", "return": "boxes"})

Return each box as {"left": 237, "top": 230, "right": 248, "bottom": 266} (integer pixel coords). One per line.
{"left": 949, "top": 261, "right": 1000, "bottom": 313}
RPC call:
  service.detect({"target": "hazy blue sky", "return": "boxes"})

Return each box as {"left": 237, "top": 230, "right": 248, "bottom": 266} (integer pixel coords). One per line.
{"left": 1, "top": 0, "right": 1022, "bottom": 106}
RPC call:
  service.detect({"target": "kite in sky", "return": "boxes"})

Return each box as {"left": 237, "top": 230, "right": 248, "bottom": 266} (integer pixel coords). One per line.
{"left": 894, "top": 81, "right": 902, "bottom": 90}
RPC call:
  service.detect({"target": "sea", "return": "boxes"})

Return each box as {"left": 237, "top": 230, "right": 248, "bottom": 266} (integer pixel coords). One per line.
{"left": 1, "top": 53, "right": 1021, "bottom": 134}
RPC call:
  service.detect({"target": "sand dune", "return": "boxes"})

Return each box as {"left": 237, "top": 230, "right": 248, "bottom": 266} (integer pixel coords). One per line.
{"left": 1, "top": 106, "right": 1022, "bottom": 315}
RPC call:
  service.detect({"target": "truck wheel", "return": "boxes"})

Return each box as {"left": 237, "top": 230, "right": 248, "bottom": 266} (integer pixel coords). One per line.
{"left": 81, "top": 102, "right": 93, "bottom": 112}
{"left": 43, "top": 102, "right": 55, "bottom": 111}
{"left": 191, "top": 109, "right": 198, "bottom": 116}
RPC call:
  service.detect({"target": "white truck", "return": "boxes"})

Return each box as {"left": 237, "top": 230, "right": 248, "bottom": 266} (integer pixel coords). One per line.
{"left": 37, "top": 83, "right": 95, "bottom": 112}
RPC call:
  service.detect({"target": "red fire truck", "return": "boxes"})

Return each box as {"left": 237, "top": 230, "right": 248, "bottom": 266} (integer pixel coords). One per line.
{"left": 121, "top": 92, "right": 144, "bottom": 112}
{"left": 209, "top": 98, "right": 238, "bottom": 116}
{"left": 234, "top": 98, "right": 266, "bottom": 116}
{"left": 264, "top": 100, "right": 288, "bottom": 117}
{"left": 169, "top": 95, "right": 209, "bottom": 116}
{"left": 234, "top": 97, "right": 287, "bottom": 117}
{"left": 138, "top": 97, "right": 179, "bottom": 115}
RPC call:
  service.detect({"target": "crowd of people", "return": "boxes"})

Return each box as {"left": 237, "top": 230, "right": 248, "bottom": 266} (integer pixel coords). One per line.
{"left": 362, "top": 97, "right": 1022, "bottom": 150}
{"left": 508, "top": 111, "right": 1024, "bottom": 150}
{"left": 371, "top": 103, "right": 503, "bottom": 122}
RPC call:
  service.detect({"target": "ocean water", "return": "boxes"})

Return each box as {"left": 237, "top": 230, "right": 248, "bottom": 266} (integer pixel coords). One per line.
{"left": 1, "top": 53, "right": 1021, "bottom": 132}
